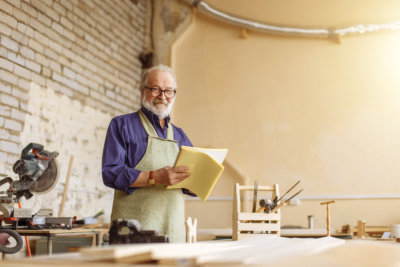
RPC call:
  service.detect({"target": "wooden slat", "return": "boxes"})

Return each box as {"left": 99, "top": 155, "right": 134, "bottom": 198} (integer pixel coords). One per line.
{"left": 238, "top": 212, "right": 280, "bottom": 221}
{"left": 237, "top": 222, "right": 280, "bottom": 232}
{"left": 238, "top": 185, "right": 274, "bottom": 191}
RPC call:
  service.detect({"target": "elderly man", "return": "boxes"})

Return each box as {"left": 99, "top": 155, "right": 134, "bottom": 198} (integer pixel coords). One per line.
{"left": 102, "top": 64, "right": 193, "bottom": 243}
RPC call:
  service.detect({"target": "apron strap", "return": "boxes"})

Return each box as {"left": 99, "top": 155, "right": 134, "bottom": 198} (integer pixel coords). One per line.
{"left": 139, "top": 109, "right": 175, "bottom": 140}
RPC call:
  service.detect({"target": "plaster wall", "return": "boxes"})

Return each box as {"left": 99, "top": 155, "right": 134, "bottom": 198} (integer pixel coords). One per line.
{"left": 172, "top": 0, "right": 400, "bottom": 231}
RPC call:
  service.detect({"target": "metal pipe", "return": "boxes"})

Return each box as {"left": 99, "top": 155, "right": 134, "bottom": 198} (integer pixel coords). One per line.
{"left": 182, "top": 0, "right": 400, "bottom": 40}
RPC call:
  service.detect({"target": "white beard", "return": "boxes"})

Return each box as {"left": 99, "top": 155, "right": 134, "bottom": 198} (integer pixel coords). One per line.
{"left": 142, "top": 95, "right": 175, "bottom": 119}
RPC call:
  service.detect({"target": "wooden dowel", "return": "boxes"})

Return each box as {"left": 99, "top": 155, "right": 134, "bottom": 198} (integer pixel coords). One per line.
{"left": 58, "top": 155, "right": 74, "bottom": 217}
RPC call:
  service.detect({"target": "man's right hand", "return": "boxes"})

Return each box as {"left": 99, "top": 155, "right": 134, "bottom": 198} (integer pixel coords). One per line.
{"left": 152, "top": 166, "right": 191, "bottom": 186}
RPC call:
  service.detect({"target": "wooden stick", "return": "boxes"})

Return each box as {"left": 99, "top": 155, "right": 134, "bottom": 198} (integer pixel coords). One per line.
{"left": 58, "top": 155, "right": 74, "bottom": 217}
{"left": 320, "top": 200, "right": 336, "bottom": 236}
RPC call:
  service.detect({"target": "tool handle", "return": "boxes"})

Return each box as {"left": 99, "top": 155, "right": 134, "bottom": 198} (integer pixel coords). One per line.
{"left": 269, "top": 201, "right": 286, "bottom": 213}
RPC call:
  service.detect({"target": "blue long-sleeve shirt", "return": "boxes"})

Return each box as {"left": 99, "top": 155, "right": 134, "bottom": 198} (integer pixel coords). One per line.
{"left": 102, "top": 107, "right": 193, "bottom": 194}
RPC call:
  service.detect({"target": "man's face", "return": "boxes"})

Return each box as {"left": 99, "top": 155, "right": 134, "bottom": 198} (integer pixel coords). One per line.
{"left": 141, "top": 70, "right": 176, "bottom": 119}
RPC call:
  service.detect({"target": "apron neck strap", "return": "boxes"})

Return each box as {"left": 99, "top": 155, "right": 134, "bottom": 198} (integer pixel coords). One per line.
{"left": 139, "top": 110, "right": 174, "bottom": 140}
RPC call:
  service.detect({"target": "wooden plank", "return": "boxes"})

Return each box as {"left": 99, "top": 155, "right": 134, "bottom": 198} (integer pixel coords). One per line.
{"left": 238, "top": 212, "right": 280, "bottom": 221}
{"left": 238, "top": 222, "right": 280, "bottom": 232}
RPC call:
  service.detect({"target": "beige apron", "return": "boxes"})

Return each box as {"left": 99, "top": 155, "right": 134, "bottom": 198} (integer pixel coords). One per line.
{"left": 111, "top": 110, "right": 185, "bottom": 243}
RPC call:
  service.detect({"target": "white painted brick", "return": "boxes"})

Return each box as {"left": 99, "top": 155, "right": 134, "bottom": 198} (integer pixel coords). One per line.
{"left": 30, "top": 0, "right": 47, "bottom": 13}
{"left": 6, "top": 0, "right": 21, "bottom": 8}
{"left": 25, "top": 59, "right": 41, "bottom": 73}
{"left": 0, "top": 57, "right": 14, "bottom": 72}
{"left": 17, "top": 78, "right": 30, "bottom": 91}
{"left": 24, "top": 24, "right": 34, "bottom": 37}
{"left": 1, "top": 1, "right": 13, "bottom": 15}
{"left": 37, "top": 12, "right": 52, "bottom": 27}
{"left": 45, "top": 6, "right": 60, "bottom": 22}
{"left": 11, "top": 29, "right": 28, "bottom": 45}
{"left": 33, "top": 30, "right": 49, "bottom": 46}
{"left": 60, "top": 17, "right": 73, "bottom": 30}
{"left": 51, "top": 21, "right": 63, "bottom": 34}
{"left": 63, "top": 67, "right": 75, "bottom": 79}
{"left": 44, "top": 48, "right": 58, "bottom": 60}
{"left": 0, "top": 140, "right": 19, "bottom": 154}
{"left": 35, "top": 53, "right": 49, "bottom": 66}
{"left": 63, "top": 28, "right": 75, "bottom": 41}
{"left": 70, "top": 62, "right": 83, "bottom": 73}
{"left": 42, "top": 66, "right": 51, "bottom": 78}
{"left": 0, "top": 105, "right": 10, "bottom": 116}
{"left": 0, "top": 82, "right": 12, "bottom": 94}
{"left": 7, "top": 52, "right": 25, "bottom": 65}
{"left": 11, "top": 108, "right": 27, "bottom": 121}
{"left": 0, "top": 69, "right": 18, "bottom": 85}
{"left": 0, "top": 129, "right": 10, "bottom": 139}
{"left": 52, "top": 72, "right": 63, "bottom": 84}
{"left": 0, "top": 22, "right": 12, "bottom": 35}
{"left": 29, "top": 39, "right": 44, "bottom": 53}
{"left": 54, "top": 81, "right": 73, "bottom": 97}
{"left": 58, "top": 55, "right": 69, "bottom": 66}
{"left": 40, "top": 0, "right": 52, "bottom": 6}
{"left": 53, "top": 2, "right": 66, "bottom": 16}
{"left": 1, "top": 93, "right": 19, "bottom": 107}
{"left": 0, "top": 117, "right": 4, "bottom": 127}
{"left": 59, "top": 1, "right": 73, "bottom": 11}
{"left": 13, "top": 8, "right": 29, "bottom": 24}
{"left": 17, "top": 21, "right": 26, "bottom": 33}
{"left": 13, "top": 64, "right": 31, "bottom": 79}
{"left": 106, "top": 89, "right": 115, "bottom": 99}
{"left": 74, "top": 83, "right": 89, "bottom": 95}
{"left": 9, "top": 134, "right": 20, "bottom": 143}
{"left": 29, "top": 17, "right": 46, "bottom": 33}
{"left": 48, "top": 39, "right": 62, "bottom": 53}
{"left": 1, "top": 35, "right": 19, "bottom": 52}
{"left": 4, "top": 119, "right": 22, "bottom": 131}
{"left": 12, "top": 87, "right": 29, "bottom": 101}
{"left": 0, "top": 10, "right": 17, "bottom": 28}
{"left": 31, "top": 72, "right": 46, "bottom": 86}
{"left": 20, "top": 46, "right": 35, "bottom": 60}
{"left": 21, "top": 2, "right": 37, "bottom": 17}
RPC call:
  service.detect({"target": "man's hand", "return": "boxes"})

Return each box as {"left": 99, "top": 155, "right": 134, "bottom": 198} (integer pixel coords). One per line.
{"left": 153, "top": 166, "right": 190, "bottom": 186}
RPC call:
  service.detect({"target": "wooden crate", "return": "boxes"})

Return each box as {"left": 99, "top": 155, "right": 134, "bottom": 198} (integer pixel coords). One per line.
{"left": 232, "top": 183, "right": 280, "bottom": 240}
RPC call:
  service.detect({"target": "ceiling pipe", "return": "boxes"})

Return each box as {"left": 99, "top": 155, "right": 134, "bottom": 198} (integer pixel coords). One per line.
{"left": 182, "top": 0, "right": 400, "bottom": 42}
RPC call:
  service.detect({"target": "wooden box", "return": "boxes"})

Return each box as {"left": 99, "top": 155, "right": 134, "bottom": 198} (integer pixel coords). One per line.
{"left": 232, "top": 183, "right": 281, "bottom": 240}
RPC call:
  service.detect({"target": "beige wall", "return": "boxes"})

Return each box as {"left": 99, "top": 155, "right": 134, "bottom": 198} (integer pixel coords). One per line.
{"left": 172, "top": 0, "right": 400, "bottom": 231}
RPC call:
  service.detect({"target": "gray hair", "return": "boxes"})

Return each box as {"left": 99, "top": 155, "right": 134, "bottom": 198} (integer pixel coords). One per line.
{"left": 139, "top": 64, "right": 177, "bottom": 91}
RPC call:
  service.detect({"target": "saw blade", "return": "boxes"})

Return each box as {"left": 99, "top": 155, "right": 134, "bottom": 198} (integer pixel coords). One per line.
{"left": 29, "top": 158, "right": 59, "bottom": 195}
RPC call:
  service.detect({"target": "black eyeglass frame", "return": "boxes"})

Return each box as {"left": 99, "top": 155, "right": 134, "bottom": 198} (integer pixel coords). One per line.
{"left": 144, "top": 86, "right": 177, "bottom": 99}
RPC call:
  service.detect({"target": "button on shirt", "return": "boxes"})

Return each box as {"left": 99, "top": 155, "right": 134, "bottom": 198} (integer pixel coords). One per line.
{"left": 102, "top": 107, "right": 193, "bottom": 194}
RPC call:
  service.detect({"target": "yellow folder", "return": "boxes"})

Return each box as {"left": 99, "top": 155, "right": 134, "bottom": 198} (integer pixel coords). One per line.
{"left": 166, "top": 146, "right": 228, "bottom": 201}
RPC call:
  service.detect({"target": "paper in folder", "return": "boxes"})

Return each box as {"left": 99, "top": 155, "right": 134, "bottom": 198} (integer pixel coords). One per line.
{"left": 166, "top": 146, "right": 228, "bottom": 201}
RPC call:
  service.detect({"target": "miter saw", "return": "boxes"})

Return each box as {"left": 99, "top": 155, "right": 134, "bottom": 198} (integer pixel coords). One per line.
{"left": 0, "top": 143, "right": 59, "bottom": 254}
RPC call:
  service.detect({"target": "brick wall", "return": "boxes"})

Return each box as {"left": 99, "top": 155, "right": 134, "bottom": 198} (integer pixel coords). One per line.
{"left": 0, "top": 0, "right": 146, "bottom": 222}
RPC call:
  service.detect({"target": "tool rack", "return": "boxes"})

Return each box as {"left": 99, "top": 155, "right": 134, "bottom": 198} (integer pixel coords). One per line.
{"left": 232, "top": 183, "right": 281, "bottom": 240}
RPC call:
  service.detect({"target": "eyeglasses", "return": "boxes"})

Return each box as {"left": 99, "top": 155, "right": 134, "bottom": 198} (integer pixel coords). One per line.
{"left": 145, "top": 87, "right": 176, "bottom": 99}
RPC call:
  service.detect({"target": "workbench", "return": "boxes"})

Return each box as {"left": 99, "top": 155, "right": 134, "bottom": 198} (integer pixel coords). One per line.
{"left": 2, "top": 236, "right": 400, "bottom": 266}
{"left": 16, "top": 228, "right": 107, "bottom": 255}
